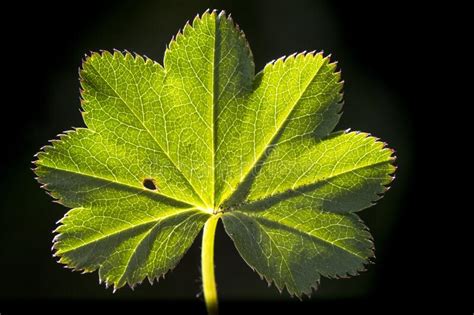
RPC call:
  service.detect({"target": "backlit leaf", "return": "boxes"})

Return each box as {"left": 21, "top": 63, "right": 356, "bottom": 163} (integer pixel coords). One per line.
{"left": 34, "top": 10, "right": 396, "bottom": 296}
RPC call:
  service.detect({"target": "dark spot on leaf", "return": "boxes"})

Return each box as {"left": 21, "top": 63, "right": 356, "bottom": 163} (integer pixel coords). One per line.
{"left": 143, "top": 178, "right": 157, "bottom": 190}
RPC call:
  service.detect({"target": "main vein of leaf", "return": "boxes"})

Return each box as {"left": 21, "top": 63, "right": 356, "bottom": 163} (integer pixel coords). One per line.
{"left": 210, "top": 16, "right": 218, "bottom": 209}
{"left": 40, "top": 165, "right": 195, "bottom": 209}
{"left": 87, "top": 62, "right": 208, "bottom": 208}
{"left": 248, "top": 158, "right": 392, "bottom": 204}
{"left": 57, "top": 208, "right": 199, "bottom": 255}
{"left": 221, "top": 61, "right": 326, "bottom": 205}
{"left": 229, "top": 211, "right": 365, "bottom": 260}
{"left": 264, "top": 215, "right": 364, "bottom": 259}
{"left": 282, "top": 161, "right": 390, "bottom": 200}
{"left": 115, "top": 220, "right": 162, "bottom": 285}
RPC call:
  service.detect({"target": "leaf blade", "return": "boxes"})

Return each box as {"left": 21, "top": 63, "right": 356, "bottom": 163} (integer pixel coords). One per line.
{"left": 216, "top": 52, "right": 343, "bottom": 205}
{"left": 222, "top": 209, "right": 371, "bottom": 296}
{"left": 36, "top": 136, "right": 210, "bottom": 288}
{"left": 56, "top": 207, "right": 208, "bottom": 289}
{"left": 34, "top": 10, "right": 397, "bottom": 296}
{"left": 80, "top": 52, "right": 206, "bottom": 207}
{"left": 164, "top": 11, "right": 255, "bottom": 207}
{"left": 221, "top": 132, "right": 395, "bottom": 296}
{"left": 246, "top": 131, "right": 395, "bottom": 209}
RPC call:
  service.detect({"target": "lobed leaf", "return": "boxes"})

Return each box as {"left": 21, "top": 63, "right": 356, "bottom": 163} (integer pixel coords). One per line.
{"left": 34, "top": 10, "right": 396, "bottom": 296}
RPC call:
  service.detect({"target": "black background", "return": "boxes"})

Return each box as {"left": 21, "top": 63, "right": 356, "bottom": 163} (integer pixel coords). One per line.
{"left": 0, "top": 0, "right": 441, "bottom": 314}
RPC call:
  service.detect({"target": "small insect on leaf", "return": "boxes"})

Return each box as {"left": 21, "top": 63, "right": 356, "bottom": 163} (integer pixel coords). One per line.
{"left": 143, "top": 178, "right": 158, "bottom": 190}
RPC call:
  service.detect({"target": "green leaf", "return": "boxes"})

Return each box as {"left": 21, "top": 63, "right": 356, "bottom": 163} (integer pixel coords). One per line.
{"left": 221, "top": 132, "right": 395, "bottom": 296}
{"left": 34, "top": 10, "right": 396, "bottom": 295}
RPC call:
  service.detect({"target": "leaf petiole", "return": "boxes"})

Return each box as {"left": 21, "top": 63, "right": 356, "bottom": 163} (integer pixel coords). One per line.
{"left": 202, "top": 214, "right": 221, "bottom": 315}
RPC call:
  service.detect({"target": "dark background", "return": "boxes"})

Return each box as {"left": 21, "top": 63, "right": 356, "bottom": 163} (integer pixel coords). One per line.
{"left": 0, "top": 0, "right": 433, "bottom": 313}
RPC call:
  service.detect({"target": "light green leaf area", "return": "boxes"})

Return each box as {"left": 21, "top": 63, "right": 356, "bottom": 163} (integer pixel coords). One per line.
{"left": 34, "top": 10, "right": 396, "bottom": 295}
{"left": 222, "top": 132, "right": 395, "bottom": 296}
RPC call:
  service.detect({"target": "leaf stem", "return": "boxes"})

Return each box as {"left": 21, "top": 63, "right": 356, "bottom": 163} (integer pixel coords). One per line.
{"left": 202, "top": 214, "right": 220, "bottom": 315}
